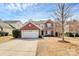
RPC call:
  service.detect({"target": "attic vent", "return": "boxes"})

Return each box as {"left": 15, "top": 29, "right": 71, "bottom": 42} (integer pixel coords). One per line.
{"left": 28, "top": 24, "right": 32, "bottom": 27}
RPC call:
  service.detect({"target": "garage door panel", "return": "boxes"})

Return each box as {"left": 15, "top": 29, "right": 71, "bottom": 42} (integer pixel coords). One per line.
{"left": 21, "top": 30, "right": 39, "bottom": 38}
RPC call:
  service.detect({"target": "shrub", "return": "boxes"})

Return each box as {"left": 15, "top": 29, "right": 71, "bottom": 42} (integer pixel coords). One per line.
{"left": 65, "top": 32, "right": 79, "bottom": 37}
{"left": 4, "top": 32, "right": 8, "bottom": 36}
{"left": 12, "top": 29, "right": 21, "bottom": 38}
{"left": 0, "top": 31, "right": 4, "bottom": 36}
{"left": 39, "top": 35, "right": 42, "bottom": 38}
{"left": 69, "top": 33, "right": 74, "bottom": 37}
{"left": 0, "top": 31, "right": 8, "bottom": 36}
{"left": 75, "top": 33, "right": 79, "bottom": 37}
{"left": 65, "top": 32, "right": 74, "bottom": 37}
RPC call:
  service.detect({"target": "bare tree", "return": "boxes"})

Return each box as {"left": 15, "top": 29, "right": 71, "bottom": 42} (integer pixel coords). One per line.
{"left": 53, "top": 3, "right": 73, "bottom": 42}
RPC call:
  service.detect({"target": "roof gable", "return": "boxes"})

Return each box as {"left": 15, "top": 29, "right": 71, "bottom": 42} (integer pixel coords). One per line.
{"left": 21, "top": 22, "right": 40, "bottom": 30}
{"left": 45, "top": 19, "right": 54, "bottom": 23}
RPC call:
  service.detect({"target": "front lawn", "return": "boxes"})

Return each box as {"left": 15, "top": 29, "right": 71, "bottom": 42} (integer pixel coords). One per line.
{"left": 0, "top": 36, "right": 13, "bottom": 43}
{"left": 36, "top": 37, "right": 79, "bottom": 56}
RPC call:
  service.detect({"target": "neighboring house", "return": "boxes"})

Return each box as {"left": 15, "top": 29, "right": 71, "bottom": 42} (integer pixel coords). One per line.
{"left": 65, "top": 20, "right": 79, "bottom": 33}
{"left": 0, "top": 20, "right": 13, "bottom": 34}
{"left": 4, "top": 20, "right": 23, "bottom": 29}
{"left": 20, "top": 19, "right": 61, "bottom": 38}
{"left": 0, "top": 20, "right": 23, "bottom": 35}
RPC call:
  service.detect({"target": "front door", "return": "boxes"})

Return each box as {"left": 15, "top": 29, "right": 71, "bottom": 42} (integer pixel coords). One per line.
{"left": 41, "top": 30, "right": 44, "bottom": 35}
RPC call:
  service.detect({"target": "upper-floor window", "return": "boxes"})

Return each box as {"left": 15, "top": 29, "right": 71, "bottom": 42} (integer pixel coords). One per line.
{"left": 40, "top": 24, "right": 44, "bottom": 29}
{"left": 47, "top": 23, "right": 52, "bottom": 27}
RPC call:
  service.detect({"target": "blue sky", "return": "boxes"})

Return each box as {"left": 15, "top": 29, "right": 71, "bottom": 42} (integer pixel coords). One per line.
{"left": 0, "top": 3, "right": 79, "bottom": 23}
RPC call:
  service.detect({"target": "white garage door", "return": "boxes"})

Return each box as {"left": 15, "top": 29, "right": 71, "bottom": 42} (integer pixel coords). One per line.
{"left": 21, "top": 30, "right": 39, "bottom": 38}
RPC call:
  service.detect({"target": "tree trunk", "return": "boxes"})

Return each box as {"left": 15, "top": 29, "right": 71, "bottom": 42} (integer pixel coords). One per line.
{"left": 61, "top": 4, "right": 65, "bottom": 41}
{"left": 62, "top": 22, "right": 64, "bottom": 41}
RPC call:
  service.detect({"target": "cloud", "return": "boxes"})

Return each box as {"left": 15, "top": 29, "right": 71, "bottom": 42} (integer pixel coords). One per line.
{"left": 7, "top": 3, "right": 38, "bottom": 11}
{"left": 7, "top": 4, "right": 20, "bottom": 11}
{"left": 22, "top": 3, "right": 37, "bottom": 9}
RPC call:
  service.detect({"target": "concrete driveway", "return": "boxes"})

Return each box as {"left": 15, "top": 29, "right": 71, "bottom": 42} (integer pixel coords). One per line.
{"left": 0, "top": 39, "right": 38, "bottom": 56}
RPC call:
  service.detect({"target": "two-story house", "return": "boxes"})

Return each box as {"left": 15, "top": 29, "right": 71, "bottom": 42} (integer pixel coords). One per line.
{"left": 29, "top": 19, "right": 55, "bottom": 36}
{"left": 20, "top": 19, "right": 57, "bottom": 38}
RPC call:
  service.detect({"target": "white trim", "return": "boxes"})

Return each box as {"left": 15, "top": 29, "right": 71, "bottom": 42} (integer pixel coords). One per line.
{"left": 21, "top": 30, "right": 39, "bottom": 38}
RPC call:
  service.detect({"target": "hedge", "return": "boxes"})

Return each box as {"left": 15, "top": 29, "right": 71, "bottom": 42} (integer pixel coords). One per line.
{"left": 12, "top": 29, "right": 21, "bottom": 38}
{"left": 0, "top": 31, "right": 8, "bottom": 36}
{"left": 75, "top": 33, "right": 79, "bottom": 37}
{"left": 66, "top": 32, "right": 74, "bottom": 37}
{"left": 65, "top": 32, "right": 79, "bottom": 37}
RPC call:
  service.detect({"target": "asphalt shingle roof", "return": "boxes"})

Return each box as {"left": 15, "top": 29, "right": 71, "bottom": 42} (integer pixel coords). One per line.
{"left": 0, "top": 21, "right": 12, "bottom": 29}
{"left": 4, "top": 20, "right": 21, "bottom": 23}
{"left": 25, "top": 20, "right": 47, "bottom": 25}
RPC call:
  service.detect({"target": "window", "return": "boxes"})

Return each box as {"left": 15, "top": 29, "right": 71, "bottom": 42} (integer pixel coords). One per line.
{"left": 40, "top": 24, "right": 44, "bottom": 28}
{"left": 47, "top": 30, "right": 51, "bottom": 35}
{"left": 47, "top": 23, "right": 51, "bottom": 27}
